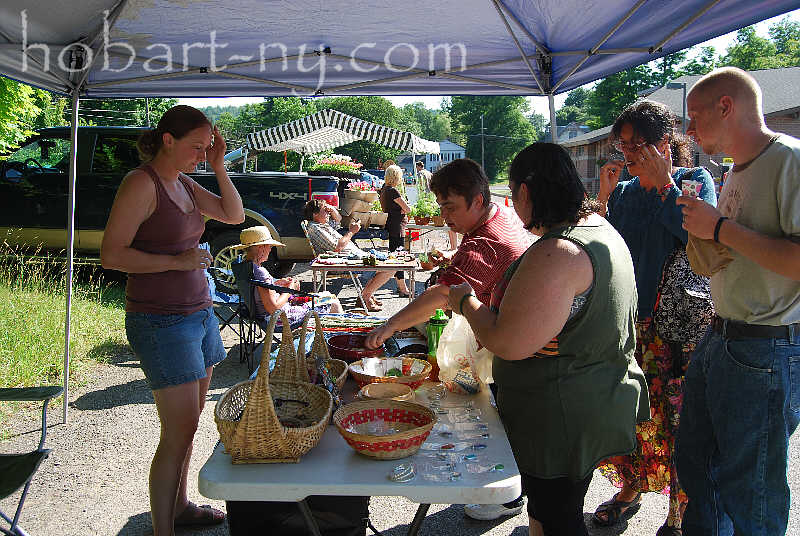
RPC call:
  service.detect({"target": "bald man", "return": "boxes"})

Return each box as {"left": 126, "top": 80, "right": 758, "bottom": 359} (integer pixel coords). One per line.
{"left": 674, "top": 67, "right": 800, "bottom": 535}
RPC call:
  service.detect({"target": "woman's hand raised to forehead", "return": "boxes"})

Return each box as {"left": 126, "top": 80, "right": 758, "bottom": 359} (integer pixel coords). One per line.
{"left": 205, "top": 126, "right": 226, "bottom": 171}
{"left": 637, "top": 143, "right": 673, "bottom": 189}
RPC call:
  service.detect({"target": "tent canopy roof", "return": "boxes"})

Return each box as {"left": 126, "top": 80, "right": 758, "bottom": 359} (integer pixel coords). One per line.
{"left": 246, "top": 109, "right": 440, "bottom": 155}
{"left": 1, "top": 0, "right": 796, "bottom": 98}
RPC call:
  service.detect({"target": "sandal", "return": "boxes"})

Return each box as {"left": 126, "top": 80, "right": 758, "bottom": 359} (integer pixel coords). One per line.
{"left": 365, "top": 301, "right": 383, "bottom": 312}
{"left": 174, "top": 502, "right": 226, "bottom": 527}
{"left": 591, "top": 491, "right": 642, "bottom": 527}
{"left": 397, "top": 290, "right": 411, "bottom": 298}
{"left": 656, "top": 524, "right": 682, "bottom": 536}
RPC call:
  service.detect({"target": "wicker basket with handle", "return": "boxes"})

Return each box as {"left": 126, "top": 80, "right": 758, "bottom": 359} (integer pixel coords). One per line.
{"left": 348, "top": 357, "right": 432, "bottom": 390}
{"left": 215, "top": 311, "right": 333, "bottom": 464}
{"left": 297, "top": 310, "right": 348, "bottom": 391}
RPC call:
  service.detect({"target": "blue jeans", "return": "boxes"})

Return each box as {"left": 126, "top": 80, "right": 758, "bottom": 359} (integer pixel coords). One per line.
{"left": 126, "top": 307, "right": 226, "bottom": 390}
{"left": 675, "top": 325, "right": 800, "bottom": 535}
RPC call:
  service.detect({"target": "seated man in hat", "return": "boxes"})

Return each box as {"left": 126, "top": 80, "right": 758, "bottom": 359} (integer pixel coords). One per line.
{"left": 235, "top": 225, "right": 343, "bottom": 324}
{"left": 303, "top": 199, "right": 398, "bottom": 311}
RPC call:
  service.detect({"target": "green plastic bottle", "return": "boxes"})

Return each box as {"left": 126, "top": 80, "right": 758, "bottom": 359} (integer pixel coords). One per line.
{"left": 426, "top": 309, "right": 449, "bottom": 382}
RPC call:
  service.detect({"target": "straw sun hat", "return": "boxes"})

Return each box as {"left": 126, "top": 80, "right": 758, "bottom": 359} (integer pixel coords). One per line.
{"left": 232, "top": 226, "right": 286, "bottom": 249}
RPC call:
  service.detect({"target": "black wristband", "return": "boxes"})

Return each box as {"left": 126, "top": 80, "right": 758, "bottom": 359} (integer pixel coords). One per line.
{"left": 713, "top": 216, "right": 728, "bottom": 243}
{"left": 459, "top": 293, "right": 475, "bottom": 315}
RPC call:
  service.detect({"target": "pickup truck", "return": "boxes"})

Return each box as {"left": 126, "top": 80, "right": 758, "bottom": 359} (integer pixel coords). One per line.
{"left": 0, "top": 126, "right": 343, "bottom": 292}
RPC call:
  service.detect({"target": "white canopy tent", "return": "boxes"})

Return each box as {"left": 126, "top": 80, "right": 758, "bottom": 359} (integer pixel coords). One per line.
{"left": 0, "top": 0, "right": 796, "bottom": 421}
{"left": 244, "top": 108, "right": 440, "bottom": 172}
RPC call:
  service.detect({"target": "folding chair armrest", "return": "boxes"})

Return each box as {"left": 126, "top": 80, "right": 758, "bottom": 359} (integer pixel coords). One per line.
{"left": 0, "top": 386, "right": 63, "bottom": 402}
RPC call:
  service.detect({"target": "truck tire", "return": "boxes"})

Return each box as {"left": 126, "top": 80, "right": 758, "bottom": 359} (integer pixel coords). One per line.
{"left": 209, "top": 230, "right": 242, "bottom": 294}
{"left": 264, "top": 253, "right": 295, "bottom": 278}
{"left": 209, "top": 230, "right": 296, "bottom": 293}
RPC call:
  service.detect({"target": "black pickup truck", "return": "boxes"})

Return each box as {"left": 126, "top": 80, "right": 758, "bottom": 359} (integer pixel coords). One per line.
{"left": 0, "top": 126, "right": 343, "bottom": 291}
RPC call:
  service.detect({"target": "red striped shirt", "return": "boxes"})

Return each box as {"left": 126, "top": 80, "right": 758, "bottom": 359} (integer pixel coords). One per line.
{"left": 437, "top": 204, "right": 531, "bottom": 306}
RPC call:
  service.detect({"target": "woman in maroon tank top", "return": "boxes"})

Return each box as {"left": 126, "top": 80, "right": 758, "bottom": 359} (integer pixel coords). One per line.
{"left": 101, "top": 105, "right": 244, "bottom": 534}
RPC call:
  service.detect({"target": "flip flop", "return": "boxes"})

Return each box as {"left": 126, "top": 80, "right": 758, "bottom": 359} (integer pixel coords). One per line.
{"left": 174, "top": 502, "right": 226, "bottom": 527}
{"left": 366, "top": 302, "right": 383, "bottom": 312}
{"left": 591, "top": 491, "right": 642, "bottom": 527}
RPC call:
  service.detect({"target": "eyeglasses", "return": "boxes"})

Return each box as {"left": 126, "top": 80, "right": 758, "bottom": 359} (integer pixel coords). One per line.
{"left": 611, "top": 139, "right": 646, "bottom": 152}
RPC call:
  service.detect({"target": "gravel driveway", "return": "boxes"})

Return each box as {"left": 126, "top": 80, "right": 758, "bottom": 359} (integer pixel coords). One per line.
{"left": 2, "top": 226, "right": 798, "bottom": 535}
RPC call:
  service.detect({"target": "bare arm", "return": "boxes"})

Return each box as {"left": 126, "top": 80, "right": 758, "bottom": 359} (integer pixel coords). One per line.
{"left": 191, "top": 127, "right": 245, "bottom": 224}
{"left": 256, "top": 285, "right": 290, "bottom": 314}
{"left": 365, "top": 284, "right": 449, "bottom": 348}
{"left": 451, "top": 238, "right": 593, "bottom": 360}
{"left": 326, "top": 204, "right": 342, "bottom": 224}
{"left": 100, "top": 170, "right": 212, "bottom": 273}
{"left": 394, "top": 196, "right": 411, "bottom": 214}
{"left": 596, "top": 159, "right": 624, "bottom": 216}
{"left": 335, "top": 220, "right": 361, "bottom": 251}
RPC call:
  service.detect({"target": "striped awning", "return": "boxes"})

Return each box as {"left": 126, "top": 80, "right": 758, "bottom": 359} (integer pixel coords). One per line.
{"left": 246, "top": 109, "right": 440, "bottom": 155}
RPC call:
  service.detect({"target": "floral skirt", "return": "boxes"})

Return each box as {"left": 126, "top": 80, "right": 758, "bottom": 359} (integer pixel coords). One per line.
{"left": 598, "top": 318, "right": 692, "bottom": 520}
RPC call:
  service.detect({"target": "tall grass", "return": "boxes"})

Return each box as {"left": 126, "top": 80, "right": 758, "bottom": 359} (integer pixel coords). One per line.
{"left": 0, "top": 238, "right": 128, "bottom": 429}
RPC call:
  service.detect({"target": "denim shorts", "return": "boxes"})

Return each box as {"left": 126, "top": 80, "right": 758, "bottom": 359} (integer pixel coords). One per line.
{"left": 125, "top": 307, "right": 226, "bottom": 390}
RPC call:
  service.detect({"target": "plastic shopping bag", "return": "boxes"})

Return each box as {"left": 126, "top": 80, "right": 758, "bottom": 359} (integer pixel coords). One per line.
{"left": 436, "top": 313, "right": 493, "bottom": 394}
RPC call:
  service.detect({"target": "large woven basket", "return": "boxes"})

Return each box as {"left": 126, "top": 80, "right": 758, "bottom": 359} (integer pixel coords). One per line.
{"left": 215, "top": 311, "right": 333, "bottom": 464}
{"left": 297, "top": 310, "right": 348, "bottom": 391}
{"left": 334, "top": 399, "right": 436, "bottom": 460}
{"left": 348, "top": 356, "right": 432, "bottom": 390}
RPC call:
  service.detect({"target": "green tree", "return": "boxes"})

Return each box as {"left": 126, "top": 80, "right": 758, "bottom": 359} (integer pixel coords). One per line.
{"left": 447, "top": 96, "right": 535, "bottom": 181}
{"left": 397, "top": 102, "right": 452, "bottom": 141}
{"left": 653, "top": 51, "right": 689, "bottom": 86}
{"left": 564, "top": 87, "right": 591, "bottom": 109}
{"left": 768, "top": 17, "right": 800, "bottom": 66}
{"left": 528, "top": 112, "right": 547, "bottom": 141}
{"left": 0, "top": 78, "right": 42, "bottom": 155}
{"left": 682, "top": 46, "right": 718, "bottom": 75}
{"left": 721, "top": 26, "right": 781, "bottom": 70}
{"left": 585, "top": 64, "right": 656, "bottom": 129}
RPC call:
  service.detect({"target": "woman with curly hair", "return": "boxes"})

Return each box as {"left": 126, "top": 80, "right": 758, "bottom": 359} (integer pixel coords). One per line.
{"left": 593, "top": 100, "right": 717, "bottom": 535}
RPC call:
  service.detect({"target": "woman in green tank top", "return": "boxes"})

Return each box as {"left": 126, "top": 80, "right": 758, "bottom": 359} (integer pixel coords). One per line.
{"left": 449, "top": 143, "right": 648, "bottom": 536}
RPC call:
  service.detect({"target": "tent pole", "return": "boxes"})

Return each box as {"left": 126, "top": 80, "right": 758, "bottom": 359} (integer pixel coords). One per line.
{"left": 299, "top": 153, "right": 305, "bottom": 172}
{"left": 63, "top": 87, "right": 80, "bottom": 423}
{"left": 548, "top": 94, "right": 558, "bottom": 144}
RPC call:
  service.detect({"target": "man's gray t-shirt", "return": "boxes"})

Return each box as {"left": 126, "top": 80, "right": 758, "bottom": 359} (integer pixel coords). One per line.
{"left": 712, "top": 134, "right": 800, "bottom": 325}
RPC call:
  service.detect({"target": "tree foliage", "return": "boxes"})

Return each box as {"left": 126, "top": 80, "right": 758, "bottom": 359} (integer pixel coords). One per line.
{"left": 552, "top": 18, "right": 800, "bottom": 133}
{"left": 446, "top": 96, "right": 536, "bottom": 180}
{"left": 0, "top": 78, "right": 45, "bottom": 155}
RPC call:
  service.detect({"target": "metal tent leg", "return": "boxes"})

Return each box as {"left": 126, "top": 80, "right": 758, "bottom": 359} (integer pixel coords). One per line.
{"left": 296, "top": 499, "right": 324, "bottom": 536}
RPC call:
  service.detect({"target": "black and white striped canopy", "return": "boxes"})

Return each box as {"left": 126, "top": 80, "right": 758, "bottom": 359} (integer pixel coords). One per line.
{"left": 246, "top": 109, "right": 440, "bottom": 155}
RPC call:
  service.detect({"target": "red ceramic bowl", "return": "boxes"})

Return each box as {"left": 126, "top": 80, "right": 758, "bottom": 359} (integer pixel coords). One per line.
{"left": 326, "top": 334, "right": 384, "bottom": 363}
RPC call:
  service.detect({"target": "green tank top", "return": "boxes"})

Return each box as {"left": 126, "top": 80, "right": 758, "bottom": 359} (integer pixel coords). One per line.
{"left": 492, "top": 220, "right": 649, "bottom": 481}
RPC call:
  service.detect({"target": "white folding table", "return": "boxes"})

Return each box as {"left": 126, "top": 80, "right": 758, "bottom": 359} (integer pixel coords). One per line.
{"left": 198, "top": 384, "right": 521, "bottom": 535}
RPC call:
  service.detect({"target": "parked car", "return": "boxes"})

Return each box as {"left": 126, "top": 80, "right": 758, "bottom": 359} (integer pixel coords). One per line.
{"left": 0, "top": 126, "right": 346, "bottom": 293}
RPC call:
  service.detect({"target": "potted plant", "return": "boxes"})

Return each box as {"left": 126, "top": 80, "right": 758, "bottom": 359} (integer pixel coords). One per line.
{"left": 431, "top": 204, "right": 445, "bottom": 227}
{"left": 413, "top": 193, "right": 435, "bottom": 225}
{"left": 418, "top": 252, "right": 435, "bottom": 271}
{"left": 344, "top": 179, "right": 379, "bottom": 203}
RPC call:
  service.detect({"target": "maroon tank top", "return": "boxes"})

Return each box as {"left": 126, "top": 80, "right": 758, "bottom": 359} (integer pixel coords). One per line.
{"left": 125, "top": 165, "right": 211, "bottom": 314}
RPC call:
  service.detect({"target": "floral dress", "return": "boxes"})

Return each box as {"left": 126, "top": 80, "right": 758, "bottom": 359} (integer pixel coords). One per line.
{"left": 597, "top": 167, "right": 716, "bottom": 527}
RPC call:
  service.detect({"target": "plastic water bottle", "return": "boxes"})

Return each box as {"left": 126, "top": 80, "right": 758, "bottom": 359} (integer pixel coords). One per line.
{"left": 426, "top": 309, "right": 449, "bottom": 382}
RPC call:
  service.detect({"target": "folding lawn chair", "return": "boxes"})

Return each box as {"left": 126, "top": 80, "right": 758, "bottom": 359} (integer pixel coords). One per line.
{"left": 0, "top": 385, "right": 63, "bottom": 536}
{"left": 300, "top": 220, "right": 368, "bottom": 311}
{"left": 230, "top": 261, "right": 308, "bottom": 375}
{"left": 205, "top": 268, "right": 241, "bottom": 338}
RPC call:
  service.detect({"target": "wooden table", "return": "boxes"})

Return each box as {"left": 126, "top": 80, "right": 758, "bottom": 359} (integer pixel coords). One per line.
{"left": 310, "top": 259, "right": 419, "bottom": 307}
{"left": 198, "top": 383, "right": 521, "bottom": 536}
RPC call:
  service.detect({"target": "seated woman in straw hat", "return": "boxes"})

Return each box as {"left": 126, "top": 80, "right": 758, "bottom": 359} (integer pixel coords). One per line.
{"left": 234, "top": 226, "right": 343, "bottom": 325}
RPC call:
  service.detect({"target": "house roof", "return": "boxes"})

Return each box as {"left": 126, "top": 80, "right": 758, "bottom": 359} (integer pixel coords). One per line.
{"left": 439, "top": 140, "right": 466, "bottom": 152}
{"left": 562, "top": 66, "right": 800, "bottom": 148}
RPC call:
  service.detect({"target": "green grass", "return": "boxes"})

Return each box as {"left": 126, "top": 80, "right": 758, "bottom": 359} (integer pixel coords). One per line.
{"left": 0, "top": 240, "right": 128, "bottom": 432}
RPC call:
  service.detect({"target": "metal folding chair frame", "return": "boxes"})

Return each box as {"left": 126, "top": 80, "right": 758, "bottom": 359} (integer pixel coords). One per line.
{"left": 0, "top": 386, "right": 63, "bottom": 536}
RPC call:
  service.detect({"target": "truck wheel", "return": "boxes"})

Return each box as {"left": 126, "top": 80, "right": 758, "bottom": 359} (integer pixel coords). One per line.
{"left": 209, "top": 230, "right": 296, "bottom": 293}
{"left": 265, "top": 250, "right": 295, "bottom": 278}
{"left": 209, "top": 230, "right": 243, "bottom": 294}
